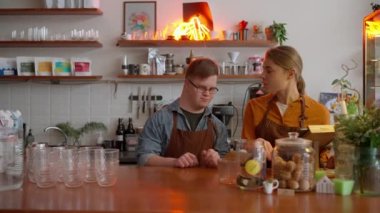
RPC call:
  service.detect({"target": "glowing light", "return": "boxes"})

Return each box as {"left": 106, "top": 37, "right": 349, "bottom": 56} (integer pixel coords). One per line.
{"left": 173, "top": 16, "right": 210, "bottom": 41}
{"left": 366, "top": 21, "right": 380, "bottom": 38}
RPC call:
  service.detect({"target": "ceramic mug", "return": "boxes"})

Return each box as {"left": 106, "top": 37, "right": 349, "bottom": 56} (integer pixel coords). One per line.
{"left": 263, "top": 179, "right": 279, "bottom": 194}
{"left": 139, "top": 64, "right": 150, "bottom": 75}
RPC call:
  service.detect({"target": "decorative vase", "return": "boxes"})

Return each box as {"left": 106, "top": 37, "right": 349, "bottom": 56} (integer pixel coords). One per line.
{"left": 264, "top": 28, "right": 274, "bottom": 41}
{"left": 353, "top": 147, "right": 380, "bottom": 196}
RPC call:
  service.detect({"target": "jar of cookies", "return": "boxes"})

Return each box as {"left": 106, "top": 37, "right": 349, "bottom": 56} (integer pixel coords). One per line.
{"left": 272, "top": 132, "right": 315, "bottom": 192}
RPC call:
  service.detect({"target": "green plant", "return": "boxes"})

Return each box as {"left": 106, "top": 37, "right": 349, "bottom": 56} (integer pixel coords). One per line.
{"left": 335, "top": 107, "right": 380, "bottom": 148}
{"left": 56, "top": 122, "right": 107, "bottom": 142}
{"left": 335, "top": 106, "right": 380, "bottom": 195}
{"left": 267, "top": 21, "right": 287, "bottom": 45}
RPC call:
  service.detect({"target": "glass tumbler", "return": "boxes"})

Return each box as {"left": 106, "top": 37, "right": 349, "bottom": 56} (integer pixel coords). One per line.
{"left": 62, "top": 148, "right": 85, "bottom": 188}
{"left": 33, "top": 146, "right": 58, "bottom": 188}
{"left": 95, "top": 149, "right": 119, "bottom": 187}
{"left": 81, "top": 146, "right": 102, "bottom": 183}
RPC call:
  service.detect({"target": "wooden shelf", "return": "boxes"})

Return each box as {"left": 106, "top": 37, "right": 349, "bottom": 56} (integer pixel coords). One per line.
{"left": 117, "top": 74, "right": 261, "bottom": 83}
{"left": 0, "top": 75, "right": 103, "bottom": 83}
{"left": 0, "top": 40, "right": 102, "bottom": 48}
{"left": 0, "top": 8, "right": 103, "bottom": 15}
{"left": 117, "top": 39, "right": 277, "bottom": 48}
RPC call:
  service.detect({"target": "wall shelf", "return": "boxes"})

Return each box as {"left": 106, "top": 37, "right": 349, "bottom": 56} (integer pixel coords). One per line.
{"left": 0, "top": 40, "right": 102, "bottom": 48}
{"left": 116, "top": 39, "right": 277, "bottom": 48}
{"left": 0, "top": 75, "right": 103, "bottom": 84}
{"left": 117, "top": 74, "right": 261, "bottom": 83}
{"left": 0, "top": 8, "right": 103, "bottom": 15}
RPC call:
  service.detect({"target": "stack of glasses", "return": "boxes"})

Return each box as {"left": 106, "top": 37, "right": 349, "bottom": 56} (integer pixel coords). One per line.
{"left": 26, "top": 144, "right": 119, "bottom": 188}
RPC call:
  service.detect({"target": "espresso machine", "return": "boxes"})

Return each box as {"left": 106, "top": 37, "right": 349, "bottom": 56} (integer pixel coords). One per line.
{"left": 212, "top": 102, "right": 235, "bottom": 138}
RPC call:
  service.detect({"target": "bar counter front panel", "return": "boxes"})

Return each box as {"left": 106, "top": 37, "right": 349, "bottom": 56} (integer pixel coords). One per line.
{"left": 0, "top": 166, "right": 379, "bottom": 213}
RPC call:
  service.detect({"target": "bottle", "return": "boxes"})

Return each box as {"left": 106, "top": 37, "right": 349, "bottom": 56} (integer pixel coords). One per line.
{"left": 125, "top": 118, "right": 136, "bottom": 134}
{"left": 124, "top": 118, "right": 136, "bottom": 152}
{"left": 115, "top": 118, "right": 125, "bottom": 151}
{"left": 25, "top": 129, "right": 35, "bottom": 146}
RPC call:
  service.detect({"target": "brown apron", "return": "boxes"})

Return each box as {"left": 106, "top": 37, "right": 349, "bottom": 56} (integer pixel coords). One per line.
{"left": 255, "top": 96, "right": 308, "bottom": 147}
{"left": 163, "top": 112, "right": 215, "bottom": 162}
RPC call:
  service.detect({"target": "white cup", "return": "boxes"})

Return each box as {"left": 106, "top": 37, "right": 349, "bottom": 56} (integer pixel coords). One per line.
{"left": 139, "top": 64, "right": 151, "bottom": 75}
{"left": 263, "top": 179, "right": 279, "bottom": 194}
{"left": 222, "top": 30, "right": 232, "bottom": 40}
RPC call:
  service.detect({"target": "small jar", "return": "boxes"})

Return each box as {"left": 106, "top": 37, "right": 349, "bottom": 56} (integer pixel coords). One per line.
{"left": 272, "top": 132, "right": 315, "bottom": 192}
{"left": 174, "top": 64, "right": 185, "bottom": 74}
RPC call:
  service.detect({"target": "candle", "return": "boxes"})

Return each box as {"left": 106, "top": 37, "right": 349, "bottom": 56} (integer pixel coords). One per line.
{"left": 123, "top": 55, "right": 128, "bottom": 66}
{"left": 315, "top": 170, "right": 326, "bottom": 182}
{"left": 333, "top": 179, "right": 354, "bottom": 196}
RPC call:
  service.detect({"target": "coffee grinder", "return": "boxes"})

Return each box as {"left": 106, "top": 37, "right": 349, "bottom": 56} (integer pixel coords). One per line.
{"left": 212, "top": 102, "right": 235, "bottom": 138}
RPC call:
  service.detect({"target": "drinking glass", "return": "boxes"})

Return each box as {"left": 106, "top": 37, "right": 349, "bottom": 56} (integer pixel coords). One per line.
{"left": 62, "top": 148, "right": 85, "bottom": 188}
{"left": 33, "top": 147, "right": 58, "bottom": 188}
{"left": 81, "top": 146, "right": 102, "bottom": 183}
{"left": 95, "top": 149, "right": 119, "bottom": 187}
{"left": 217, "top": 158, "right": 240, "bottom": 185}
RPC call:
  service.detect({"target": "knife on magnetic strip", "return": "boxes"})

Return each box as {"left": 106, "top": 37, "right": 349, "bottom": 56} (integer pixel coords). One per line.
{"left": 137, "top": 86, "right": 141, "bottom": 119}
{"left": 147, "top": 87, "right": 152, "bottom": 116}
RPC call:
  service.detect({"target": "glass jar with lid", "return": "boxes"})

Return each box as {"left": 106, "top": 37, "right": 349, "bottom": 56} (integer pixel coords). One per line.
{"left": 272, "top": 132, "right": 315, "bottom": 192}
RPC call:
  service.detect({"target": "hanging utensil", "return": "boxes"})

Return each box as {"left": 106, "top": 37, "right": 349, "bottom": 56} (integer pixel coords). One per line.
{"left": 147, "top": 87, "right": 152, "bottom": 116}
{"left": 137, "top": 86, "right": 141, "bottom": 119}
{"left": 142, "top": 90, "right": 146, "bottom": 114}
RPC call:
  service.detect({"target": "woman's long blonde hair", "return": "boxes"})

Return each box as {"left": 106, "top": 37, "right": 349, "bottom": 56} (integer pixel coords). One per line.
{"left": 265, "top": 45, "right": 305, "bottom": 94}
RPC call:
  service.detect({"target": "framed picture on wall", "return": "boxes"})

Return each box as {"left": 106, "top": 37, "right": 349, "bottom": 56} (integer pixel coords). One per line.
{"left": 319, "top": 92, "right": 338, "bottom": 113}
{"left": 123, "top": 1, "right": 156, "bottom": 35}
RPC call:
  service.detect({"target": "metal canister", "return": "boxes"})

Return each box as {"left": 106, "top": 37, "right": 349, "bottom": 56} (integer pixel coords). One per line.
{"left": 162, "top": 53, "right": 174, "bottom": 73}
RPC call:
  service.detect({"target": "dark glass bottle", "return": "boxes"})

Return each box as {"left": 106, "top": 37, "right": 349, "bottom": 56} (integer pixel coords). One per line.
{"left": 25, "top": 129, "right": 35, "bottom": 146}
{"left": 115, "top": 118, "right": 125, "bottom": 151}
{"left": 125, "top": 118, "right": 136, "bottom": 134}
{"left": 124, "top": 118, "right": 136, "bottom": 152}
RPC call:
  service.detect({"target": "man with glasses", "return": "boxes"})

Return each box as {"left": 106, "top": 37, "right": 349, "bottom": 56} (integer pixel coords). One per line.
{"left": 137, "top": 58, "right": 229, "bottom": 168}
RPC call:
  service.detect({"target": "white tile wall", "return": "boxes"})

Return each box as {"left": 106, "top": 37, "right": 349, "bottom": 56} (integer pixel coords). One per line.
{"left": 0, "top": 81, "right": 253, "bottom": 144}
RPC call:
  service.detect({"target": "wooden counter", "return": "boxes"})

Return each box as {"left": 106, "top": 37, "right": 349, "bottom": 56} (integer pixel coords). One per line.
{"left": 0, "top": 166, "right": 379, "bottom": 212}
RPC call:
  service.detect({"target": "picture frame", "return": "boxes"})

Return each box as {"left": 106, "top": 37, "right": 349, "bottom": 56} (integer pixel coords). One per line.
{"left": 319, "top": 92, "right": 338, "bottom": 113}
{"left": 123, "top": 1, "right": 156, "bottom": 35}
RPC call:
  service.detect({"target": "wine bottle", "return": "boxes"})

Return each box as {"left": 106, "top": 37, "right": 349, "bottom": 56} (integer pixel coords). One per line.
{"left": 125, "top": 118, "right": 136, "bottom": 134}
{"left": 124, "top": 118, "right": 136, "bottom": 152}
{"left": 115, "top": 118, "right": 125, "bottom": 151}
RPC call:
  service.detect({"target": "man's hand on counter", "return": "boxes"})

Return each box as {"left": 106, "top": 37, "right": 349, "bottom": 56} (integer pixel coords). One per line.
{"left": 174, "top": 152, "right": 199, "bottom": 168}
{"left": 200, "top": 149, "right": 220, "bottom": 168}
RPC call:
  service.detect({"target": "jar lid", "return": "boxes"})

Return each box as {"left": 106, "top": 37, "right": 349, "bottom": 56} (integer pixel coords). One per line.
{"left": 275, "top": 132, "right": 312, "bottom": 146}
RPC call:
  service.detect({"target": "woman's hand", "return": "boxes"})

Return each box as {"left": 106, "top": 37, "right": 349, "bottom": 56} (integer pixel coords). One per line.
{"left": 256, "top": 138, "right": 273, "bottom": 161}
{"left": 243, "top": 138, "right": 273, "bottom": 161}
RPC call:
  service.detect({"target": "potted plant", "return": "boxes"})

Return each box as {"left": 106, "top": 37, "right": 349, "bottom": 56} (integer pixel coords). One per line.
{"left": 335, "top": 107, "right": 380, "bottom": 195}
{"left": 56, "top": 122, "right": 107, "bottom": 146}
{"left": 265, "top": 21, "right": 287, "bottom": 45}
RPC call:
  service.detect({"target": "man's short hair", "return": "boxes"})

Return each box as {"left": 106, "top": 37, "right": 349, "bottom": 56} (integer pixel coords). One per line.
{"left": 185, "top": 58, "right": 219, "bottom": 79}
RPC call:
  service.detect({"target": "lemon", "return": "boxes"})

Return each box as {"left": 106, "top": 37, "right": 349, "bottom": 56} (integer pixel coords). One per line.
{"left": 244, "top": 159, "right": 261, "bottom": 176}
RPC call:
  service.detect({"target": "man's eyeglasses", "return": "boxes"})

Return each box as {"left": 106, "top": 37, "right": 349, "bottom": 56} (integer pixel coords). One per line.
{"left": 187, "top": 78, "right": 219, "bottom": 94}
